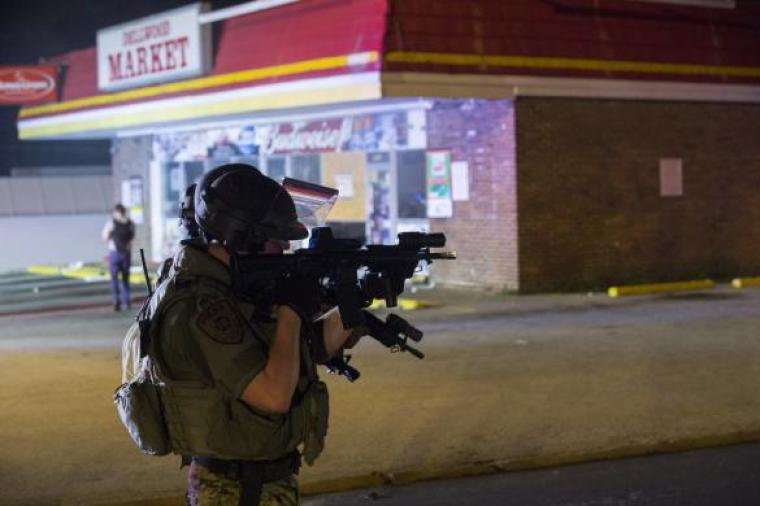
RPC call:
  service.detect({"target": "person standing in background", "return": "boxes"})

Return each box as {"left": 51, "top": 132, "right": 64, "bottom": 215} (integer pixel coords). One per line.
{"left": 102, "top": 203, "right": 135, "bottom": 311}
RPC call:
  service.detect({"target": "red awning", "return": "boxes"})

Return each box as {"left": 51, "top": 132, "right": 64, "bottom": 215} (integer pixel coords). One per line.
{"left": 18, "top": 0, "right": 760, "bottom": 139}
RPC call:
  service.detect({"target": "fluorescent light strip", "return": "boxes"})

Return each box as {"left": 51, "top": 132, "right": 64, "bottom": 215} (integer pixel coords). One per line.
{"left": 115, "top": 99, "right": 433, "bottom": 138}
{"left": 19, "top": 72, "right": 381, "bottom": 130}
{"left": 22, "top": 51, "right": 378, "bottom": 118}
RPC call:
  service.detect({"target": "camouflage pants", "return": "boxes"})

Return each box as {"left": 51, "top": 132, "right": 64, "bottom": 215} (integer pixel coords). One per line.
{"left": 186, "top": 461, "right": 299, "bottom": 506}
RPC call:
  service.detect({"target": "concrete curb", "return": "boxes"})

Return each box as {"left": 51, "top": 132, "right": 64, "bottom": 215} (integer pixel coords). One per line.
{"left": 608, "top": 279, "right": 715, "bottom": 297}
{"left": 0, "top": 296, "right": 145, "bottom": 318}
{"left": 96, "top": 429, "right": 760, "bottom": 506}
{"left": 731, "top": 277, "right": 760, "bottom": 288}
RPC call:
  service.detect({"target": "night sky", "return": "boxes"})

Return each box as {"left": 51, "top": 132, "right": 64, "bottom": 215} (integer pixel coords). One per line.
{"left": 0, "top": 0, "right": 246, "bottom": 175}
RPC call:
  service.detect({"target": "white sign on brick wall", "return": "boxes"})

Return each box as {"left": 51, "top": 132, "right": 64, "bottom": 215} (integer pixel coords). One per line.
{"left": 451, "top": 161, "right": 470, "bottom": 201}
{"left": 659, "top": 158, "right": 683, "bottom": 197}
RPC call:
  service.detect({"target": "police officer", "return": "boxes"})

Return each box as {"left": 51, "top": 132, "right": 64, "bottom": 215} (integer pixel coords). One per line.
{"left": 149, "top": 163, "right": 360, "bottom": 505}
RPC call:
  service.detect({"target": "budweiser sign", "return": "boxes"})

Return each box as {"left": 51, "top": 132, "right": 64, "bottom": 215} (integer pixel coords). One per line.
{"left": 260, "top": 119, "right": 353, "bottom": 155}
{"left": 0, "top": 66, "right": 57, "bottom": 105}
{"left": 96, "top": 3, "right": 209, "bottom": 91}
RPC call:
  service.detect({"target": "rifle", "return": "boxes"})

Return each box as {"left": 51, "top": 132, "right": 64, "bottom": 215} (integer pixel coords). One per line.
{"left": 233, "top": 226, "right": 456, "bottom": 381}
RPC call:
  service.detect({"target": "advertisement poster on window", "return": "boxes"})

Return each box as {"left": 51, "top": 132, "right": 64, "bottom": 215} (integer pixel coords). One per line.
{"left": 121, "top": 177, "right": 144, "bottom": 224}
{"left": 321, "top": 152, "right": 366, "bottom": 222}
{"left": 153, "top": 109, "right": 427, "bottom": 163}
{"left": 426, "top": 151, "right": 453, "bottom": 218}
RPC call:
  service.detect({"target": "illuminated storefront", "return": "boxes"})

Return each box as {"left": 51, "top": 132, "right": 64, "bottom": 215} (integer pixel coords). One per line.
{"left": 150, "top": 107, "right": 431, "bottom": 258}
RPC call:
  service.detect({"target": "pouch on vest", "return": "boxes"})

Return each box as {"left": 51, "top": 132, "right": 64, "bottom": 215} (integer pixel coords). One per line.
{"left": 114, "top": 317, "right": 171, "bottom": 456}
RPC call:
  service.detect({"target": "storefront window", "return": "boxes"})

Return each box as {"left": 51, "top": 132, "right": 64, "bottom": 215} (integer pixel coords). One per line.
{"left": 186, "top": 162, "right": 205, "bottom": 186}
{"left": 164, "top": 162, "right": 182, "bottom": 208}
{"left": 266, "top": 157, "right": 286, "bottom": 182}
{"left": 325, "top": 221, "right": 367, "bottom": 244}
{"left": 397, "top": 150, "right": 427, "bottom": 219}
{"left": 157, "top": 161, "right": 203, "bottom": 257}
{"left": 291, "top": 154, "right": 320, "bottom": 184}
{"left": 163, "top": 161, "right": 204, "bottom": 217}
{"left": 151, "top": 109, "right": 428, "bottom": 260}
{"left": 206, "top": 156, "right": 259, "bottom": 172}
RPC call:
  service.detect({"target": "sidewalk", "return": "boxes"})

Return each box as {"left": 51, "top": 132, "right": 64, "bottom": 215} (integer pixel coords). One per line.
{"left": 0, "top": 284, "right": 759, "bottom": 505}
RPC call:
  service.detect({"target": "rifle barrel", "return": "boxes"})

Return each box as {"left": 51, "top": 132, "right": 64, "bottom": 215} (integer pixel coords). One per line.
{"left": 428, "top": 252, "right": 457, "bottom": 260}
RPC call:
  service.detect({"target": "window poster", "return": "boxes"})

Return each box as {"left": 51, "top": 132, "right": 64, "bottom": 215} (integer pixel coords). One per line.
{"left": 334, "top": 174, "right": 355, "bottom": 198}
{"left": 121, "top": 176, "right": 144, "bottom": 224}
{"left": 426, "top": 151, "right": 453, "bottom": 218}
{"left": 321, "top": 152, "right": 366, "bottom": 221}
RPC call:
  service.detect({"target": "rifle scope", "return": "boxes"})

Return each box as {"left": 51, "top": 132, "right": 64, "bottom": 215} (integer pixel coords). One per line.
{"left": 398, "top": 232, "right": 446, "bottom": 250}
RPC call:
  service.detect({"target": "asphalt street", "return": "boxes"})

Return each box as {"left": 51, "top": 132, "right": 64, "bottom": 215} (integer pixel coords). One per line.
{"left": 0, "top": 278, "right": 758, "bottom": 505}
{"left": 306, "top": 442, "right": 760, "bottom": 506}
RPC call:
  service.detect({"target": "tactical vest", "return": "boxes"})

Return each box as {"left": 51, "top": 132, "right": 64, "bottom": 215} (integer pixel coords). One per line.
{"left": 128, "top": 264, "right": 329, "bottom": 465}
{"left": 112, "top": 219, "right": 134, "bottom": 253}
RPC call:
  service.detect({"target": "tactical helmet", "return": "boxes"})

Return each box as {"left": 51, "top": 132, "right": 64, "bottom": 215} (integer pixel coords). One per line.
{"left": 194, "top": 163, "right": 308, "bottom": 252}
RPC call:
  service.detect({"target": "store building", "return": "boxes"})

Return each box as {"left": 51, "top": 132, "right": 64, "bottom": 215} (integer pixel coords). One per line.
{"left": 17, "top": 0, "right": 760, "bottom": 292}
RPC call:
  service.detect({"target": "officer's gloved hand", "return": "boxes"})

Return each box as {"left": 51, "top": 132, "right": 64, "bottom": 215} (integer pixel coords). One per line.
{"left": 274, "top": 271, "right": 323, "bottom": 323}
{"left": 343, "top": 324, "right": 369, "bottom": 349}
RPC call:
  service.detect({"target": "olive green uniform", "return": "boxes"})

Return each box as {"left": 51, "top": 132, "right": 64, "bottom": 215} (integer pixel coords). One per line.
{"left": 148, "top": 243, "right": 328, "bottom": 505}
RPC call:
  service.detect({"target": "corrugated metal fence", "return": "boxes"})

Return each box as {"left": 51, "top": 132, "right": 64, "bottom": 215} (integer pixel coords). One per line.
{"left": 0, "top": 172, "right": 115, "bottom": 271}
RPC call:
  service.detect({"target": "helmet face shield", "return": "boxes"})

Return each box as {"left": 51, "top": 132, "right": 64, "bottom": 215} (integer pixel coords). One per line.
{"left": 281, "top": 178, "right": 338, "bottom": 229}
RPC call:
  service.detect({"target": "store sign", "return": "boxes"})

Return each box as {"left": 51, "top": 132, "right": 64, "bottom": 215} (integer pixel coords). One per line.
{"left": 260, "top": 119, "right": 351, "bottom": 155}
{"left": 257, "top": 110, "right": 428, "bottom": 156}
{"left": 0, "top": 66, "right": 57, "bottom": 105}
{"left": 96, "top": 3, "right": 209, "bottom": 91}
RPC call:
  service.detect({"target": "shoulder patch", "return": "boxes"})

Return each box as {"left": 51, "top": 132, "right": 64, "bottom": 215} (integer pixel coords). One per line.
{"left": 196, "top": 294, "right": 217, "bottom": 312}
{"left": 196, "top": 299, "right": 243, "bottom": 344}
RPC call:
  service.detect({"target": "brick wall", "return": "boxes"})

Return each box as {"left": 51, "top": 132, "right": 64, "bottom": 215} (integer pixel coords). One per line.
{"left": 385, "top": 0, "right": 760, "bottom": 86}
{"left": 516, "top": 98, "right": 760, "bottom": 292}
{"left": 426, "top": 99, "right": 518, "bottom": 291}
{"left": 111, "top": 136, "right": 154, "bottom": 260}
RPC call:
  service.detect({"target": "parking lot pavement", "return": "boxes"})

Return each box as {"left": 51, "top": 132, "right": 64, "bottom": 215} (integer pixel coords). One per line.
{"left": 0, "top": 285, "right": 758, "bottom": 505}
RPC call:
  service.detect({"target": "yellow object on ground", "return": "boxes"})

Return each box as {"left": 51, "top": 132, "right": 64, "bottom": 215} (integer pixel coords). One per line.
{"left": 608, "top": 279, "right": 715, "bottom": 298}
{"left": 731, "top": 277, "right": 760, "bottom": 288}
{"left": 27, "top": 265, "right": 152, "bottom": 285}
{"left": 368, "top": 298, "right": 438, "bottom": 310}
